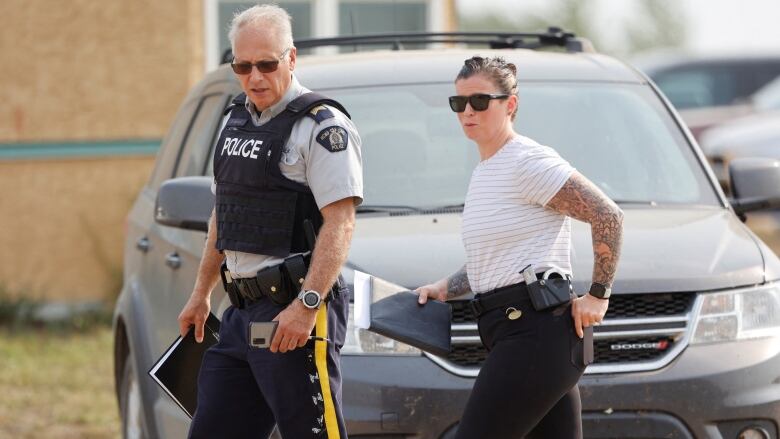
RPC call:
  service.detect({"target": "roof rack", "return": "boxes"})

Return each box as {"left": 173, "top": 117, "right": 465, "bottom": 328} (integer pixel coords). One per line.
{"left": 220, "top": 27, "right": 594, "bottom": 64}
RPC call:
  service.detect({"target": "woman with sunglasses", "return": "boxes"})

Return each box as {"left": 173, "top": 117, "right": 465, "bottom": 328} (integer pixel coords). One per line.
{"left": 416, "top": 56, "right": 624, "bottom": 438}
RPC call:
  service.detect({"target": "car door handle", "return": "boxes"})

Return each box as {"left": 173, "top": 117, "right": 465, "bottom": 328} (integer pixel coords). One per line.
{"left": 136, "top": 237, "right": 150, "bottom": 252}
{"left": 165, "top": 253, "right": 181, "bottom": 269}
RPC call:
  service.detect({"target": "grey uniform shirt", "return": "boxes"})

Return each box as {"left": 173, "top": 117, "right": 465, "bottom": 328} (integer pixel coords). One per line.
{"left": 212, "top": 75, "right": 363, "bottom": 278}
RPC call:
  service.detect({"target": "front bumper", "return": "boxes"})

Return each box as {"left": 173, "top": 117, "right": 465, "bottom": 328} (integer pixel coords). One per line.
{"left": 581, "top": 336, "right": 780, "bottom": 438}
{"left": 340, "top": 336, "right": 780, "bottom": 439}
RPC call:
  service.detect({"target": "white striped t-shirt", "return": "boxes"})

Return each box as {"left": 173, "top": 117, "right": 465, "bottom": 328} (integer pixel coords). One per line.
{"left": 462, "top": 135, "right": 575, "bottom": 294}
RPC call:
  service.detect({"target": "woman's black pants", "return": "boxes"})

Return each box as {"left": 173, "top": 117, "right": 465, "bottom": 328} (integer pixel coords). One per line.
{"left": 454, "top": 294, "right": 589, "bottom": 439}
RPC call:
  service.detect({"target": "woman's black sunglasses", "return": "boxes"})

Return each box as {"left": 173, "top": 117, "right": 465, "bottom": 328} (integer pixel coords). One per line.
{"left": 449, "top": 93, "right": 509, "bottom": 112}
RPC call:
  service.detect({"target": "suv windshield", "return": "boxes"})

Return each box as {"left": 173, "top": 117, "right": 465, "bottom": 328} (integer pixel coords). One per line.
{"left": 326, "top": 82, "right": 719, "bottom": 209}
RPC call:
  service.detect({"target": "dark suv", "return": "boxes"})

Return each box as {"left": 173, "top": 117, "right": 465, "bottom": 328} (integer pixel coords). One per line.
{"left": 114, "top": 31, "right": 780, "bottom": 439}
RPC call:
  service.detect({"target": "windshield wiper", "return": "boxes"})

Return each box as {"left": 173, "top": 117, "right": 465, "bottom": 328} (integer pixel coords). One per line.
{"left": 432, "top": 203, "right": 465, "bottom": 210}
{"left": 356, "top": 204, "right": 423, "bottom": 213}
{"left": 612, "top": 200, "right": 658, "bottom": 206}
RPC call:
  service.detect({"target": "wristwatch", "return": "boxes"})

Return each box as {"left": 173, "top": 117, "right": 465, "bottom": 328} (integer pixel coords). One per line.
{"left": 298, "top": 290, "right": 323, "bottom": 310}
{"left": 588, "top": 282, "right": 612, "bottom": 299}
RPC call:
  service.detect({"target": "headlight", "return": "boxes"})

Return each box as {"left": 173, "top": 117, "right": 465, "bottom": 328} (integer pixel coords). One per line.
{"left": 691, "top": 283, "right": 780, "bottom": 344}
{"left": 341, "top": 303, "right": 422, "bottom": 356}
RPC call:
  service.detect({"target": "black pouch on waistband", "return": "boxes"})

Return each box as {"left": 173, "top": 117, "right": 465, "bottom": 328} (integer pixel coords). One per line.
{"left": 255, "top": 265, "right": 291, "bottom": 306}
{"left": 527, "top": 274, "right": 573, "bottom": 311}
{"left": 220, "top": 261, "right": 244, "bottom": 309}
{"left": 282, "top": 253, "right": 309, "bottom": 293}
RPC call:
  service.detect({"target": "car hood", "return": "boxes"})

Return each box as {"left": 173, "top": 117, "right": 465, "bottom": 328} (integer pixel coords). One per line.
{"left": 346, "top": 207, "right": 766, "bottom": 294}
{"left": 700, "top": 110, "right": 780, "bottom": 157}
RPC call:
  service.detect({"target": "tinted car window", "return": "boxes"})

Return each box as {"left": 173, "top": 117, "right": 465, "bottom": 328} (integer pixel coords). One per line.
{"left": 653, "top": 65, "right": 736, "bottom": 109}
{"left": 754, "top": 76, "right": 780, "bottom": 111}
{"left": 175, "top": 94, "right": 229, "bottom": 177}
{"left": 149, "top": 99, "right": 198, "bottom": 189}
{"left": 319, "top": 83, "right": 718, "bottom": 208}
{"left": 651, "top": 60, "right": 780, "bottom": 110}
{"left": 751, "top": 61, "right": 780, "bottom": 98}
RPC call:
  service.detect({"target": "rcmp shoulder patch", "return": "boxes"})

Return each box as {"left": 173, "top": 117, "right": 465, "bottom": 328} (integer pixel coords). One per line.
{"left": 306, "top": 105, "right": 335, "bottom": 124}
{"left": 316, "top": 126, "right": 349, "bottom": 152}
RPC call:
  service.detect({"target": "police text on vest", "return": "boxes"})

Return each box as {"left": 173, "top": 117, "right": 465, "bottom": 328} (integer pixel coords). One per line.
{"left": 221, "top": 137, "right": 263, "bottom": 159}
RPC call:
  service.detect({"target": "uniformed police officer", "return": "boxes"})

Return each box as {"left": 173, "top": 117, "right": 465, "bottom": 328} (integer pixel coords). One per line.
{"left": 177, "top": 5, "right": 362, "bottom": 438}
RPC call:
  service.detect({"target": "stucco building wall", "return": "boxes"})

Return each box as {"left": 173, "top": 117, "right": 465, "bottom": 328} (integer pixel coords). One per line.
{"left": 0, "top": 0, "right": 204, "bottom": 142}
{"left": 0, "top": 0, "right": 203, "bottom": 301}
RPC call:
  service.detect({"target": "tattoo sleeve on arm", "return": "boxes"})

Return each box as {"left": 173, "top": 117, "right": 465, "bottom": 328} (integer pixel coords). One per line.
{"left": 446, "top": 265, "right": 472, "bottom": 299}
{"left": 546, "top": 172, "right": 624, "bottom": 287}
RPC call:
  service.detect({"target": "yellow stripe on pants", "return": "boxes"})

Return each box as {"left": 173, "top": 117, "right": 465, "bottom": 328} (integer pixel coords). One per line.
{"left": 315, "top": 303, "right": 340, "bottom": 439}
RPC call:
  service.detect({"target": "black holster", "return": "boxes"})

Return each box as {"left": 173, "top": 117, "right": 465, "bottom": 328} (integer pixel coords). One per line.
{"left": 527, "top": 276, "right": 573, "bottom": 311}
{"left": 220, "top": 262, "right": 244, "bottom": 309}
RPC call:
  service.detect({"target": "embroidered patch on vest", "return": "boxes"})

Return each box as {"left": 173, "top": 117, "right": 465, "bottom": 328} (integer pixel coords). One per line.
{"left": 225, "top": 117, "right": 248, "bottom": 127}
{"left": 316, "top": 126, "right": 349, "bottom": 152}
{"left": 306, "top": 105, "right": 335, "bottom": 124}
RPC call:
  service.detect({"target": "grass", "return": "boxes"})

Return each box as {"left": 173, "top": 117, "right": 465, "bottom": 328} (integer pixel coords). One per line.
{"left": 0, "top": 326, "right": 120, "bottom": 439}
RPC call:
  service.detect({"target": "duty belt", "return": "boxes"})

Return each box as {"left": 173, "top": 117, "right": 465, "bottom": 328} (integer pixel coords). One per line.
{"left": 470, "top": 281, "right": 534, "bottom": 319}
{"left": 221, "top": 253, "right": 309, "bottom": 308}
{"left": 221, "top": 253, "right": 342, "bottom": 309}
{"left": 471, "top": 271, "right": 574, "bottom": 317}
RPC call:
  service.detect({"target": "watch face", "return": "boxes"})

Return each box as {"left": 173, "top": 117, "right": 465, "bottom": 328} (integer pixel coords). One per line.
{"left": 303, "top": 291, "right": 320, "bottom": 307}
{"left": 590, "top": 283, "right": 609, "bottom": 298}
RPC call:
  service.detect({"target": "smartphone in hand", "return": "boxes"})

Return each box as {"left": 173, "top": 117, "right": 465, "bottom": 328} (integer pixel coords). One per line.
{"left": 248, "top": 321, "right": 279, "bottom": 349}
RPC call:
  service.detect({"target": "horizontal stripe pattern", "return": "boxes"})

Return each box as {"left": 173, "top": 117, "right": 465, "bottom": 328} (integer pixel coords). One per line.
{"left": 0, "top": 139, "right": 160, "bottom": 160}
{"left": 462, "top": 135, "right": 575, "bottom": 294}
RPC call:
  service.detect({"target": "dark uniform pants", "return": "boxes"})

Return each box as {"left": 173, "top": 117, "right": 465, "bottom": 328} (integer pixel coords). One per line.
{"left": 455, "top": 295, "right": 587, "bottom": 439}
{"left": 188, "top": 286, "right": 348, "bottom": 439}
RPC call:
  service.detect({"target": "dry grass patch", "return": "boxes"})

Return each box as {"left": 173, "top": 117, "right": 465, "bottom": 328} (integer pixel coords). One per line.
{"left": 0, "top": 327, "right": 120, "bottom": 439}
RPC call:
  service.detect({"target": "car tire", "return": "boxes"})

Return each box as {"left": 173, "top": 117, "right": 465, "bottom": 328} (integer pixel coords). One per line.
{"left": 119, "top": 355, "right": 148, "bottom": 439}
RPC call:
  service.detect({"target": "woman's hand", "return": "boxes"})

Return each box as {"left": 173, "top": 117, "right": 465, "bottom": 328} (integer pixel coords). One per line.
{"left": 571, "top": 294, "right": 609, "bottom": 338}
{"left": 416, "top": 279, "right": 448, "bottom": 304}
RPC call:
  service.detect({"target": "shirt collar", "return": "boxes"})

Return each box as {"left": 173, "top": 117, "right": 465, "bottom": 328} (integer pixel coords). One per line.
{"left": 243, "top": 75, "right": 306, "bottom": 125}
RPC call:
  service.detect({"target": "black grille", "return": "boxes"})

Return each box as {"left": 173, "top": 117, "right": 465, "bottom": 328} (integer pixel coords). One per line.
{"left": 451, "top": 292, "right": 695, "bottom": 323}
{"left": 605, "top": 293, "right": 695, "bottom": 318}
{"left": 445, "top": 336, "right": 677, "bottom": 368}
{"left": 445, "top": 293, "right": 694, "bottom": 369}
{"left": 451, "top": 300, "right": 477, "bottom": 323}
{"left": 447, "top": 345, "right": 487, "bottom": 367}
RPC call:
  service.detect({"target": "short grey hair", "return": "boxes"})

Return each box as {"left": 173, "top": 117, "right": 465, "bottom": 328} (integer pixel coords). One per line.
{"left": 228, "top": 4, "right": 294, "bottom": 54}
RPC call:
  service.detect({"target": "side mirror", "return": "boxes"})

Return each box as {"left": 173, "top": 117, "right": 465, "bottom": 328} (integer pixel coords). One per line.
{"left": 729, "top": 158, "right": 780, "bottom": 216}
{"left": 155, "top": 177, "right": 214, "bottom": 232}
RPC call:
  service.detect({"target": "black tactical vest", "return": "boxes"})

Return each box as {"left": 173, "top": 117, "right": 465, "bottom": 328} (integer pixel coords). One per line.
{"left": 213, "top": 92, "right": 350, "bottom": 257}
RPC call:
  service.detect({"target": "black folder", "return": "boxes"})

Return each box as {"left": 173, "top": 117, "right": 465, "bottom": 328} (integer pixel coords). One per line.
{"left": 370, "top": 291, "right": 452, "bottom": 357}
{"left": 148, "top": 313, "right": 220, "bottom": 418}
{"left": 362, "top": 275, "right": 452, "bottom": 357}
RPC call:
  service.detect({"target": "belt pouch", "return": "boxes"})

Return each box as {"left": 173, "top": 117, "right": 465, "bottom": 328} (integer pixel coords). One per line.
{"left": 527, "top": 278, "right": 572, "bottom": 311}
{"left": 220, "top": 261, "right": 244, "bottom": 309}
{"left": 282, "top": 254, "right": 308, "bottom": 297}
{"left": 256, "top": 265, "right": 289, "bottom": 306}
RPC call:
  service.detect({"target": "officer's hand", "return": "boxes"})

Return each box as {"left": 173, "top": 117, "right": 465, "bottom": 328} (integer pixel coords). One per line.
{"left": 178, "top": 294, "right": 211, "bottom": 343}
{"left": 270, "top": 300, "right": 318, "bottom": 353}
{"left": 571, "top": 294, "right": 608, "bottom": 339}
{"left": 415, "top": 280, "right": 447, "bottom": 304}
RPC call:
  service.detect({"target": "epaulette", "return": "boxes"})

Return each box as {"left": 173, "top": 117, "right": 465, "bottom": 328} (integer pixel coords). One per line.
{"left": 223, "top": 93, "right": 247, "bottom": 115}
{"left": 305, "top": 105, "right": 336, "bottom": 124}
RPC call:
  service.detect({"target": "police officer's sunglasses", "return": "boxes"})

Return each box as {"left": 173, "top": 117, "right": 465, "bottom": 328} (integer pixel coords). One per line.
{"left": 231, "top": 48, "right": 291, "bottom": 75}
{"left": 448, "top": 93, "right": 509, "bottom": 112}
